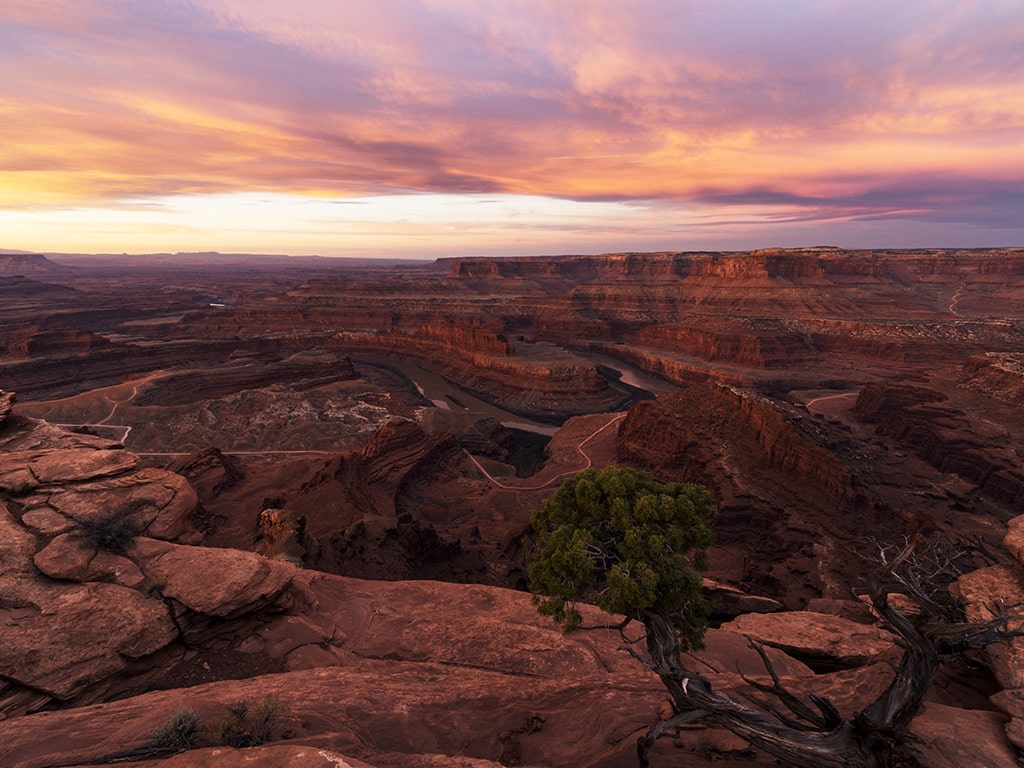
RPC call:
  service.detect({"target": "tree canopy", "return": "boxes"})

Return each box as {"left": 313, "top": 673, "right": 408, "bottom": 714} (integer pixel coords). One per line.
{"left": 527, "top": 466, "right": 716, "bottom": 648}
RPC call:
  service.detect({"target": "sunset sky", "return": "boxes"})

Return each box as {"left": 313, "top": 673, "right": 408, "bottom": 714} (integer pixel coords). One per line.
{"left": 2, "top": 1, "right": 1023, "bottom": 259}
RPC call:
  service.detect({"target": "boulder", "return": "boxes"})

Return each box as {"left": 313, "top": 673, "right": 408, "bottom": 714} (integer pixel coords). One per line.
{"left": 0, "top": 580, "right": 177, "bottom": 700}
{"left": 0, "top": 452, "right": 38, "bottom": 495}
{"left": 719, "top": 611, "right": 898, "bottom": 667}
{"left": 33, "top": 532, "right": 145, "bottom": 587}
{"left": 991, "top": 689, "right": 1024, "bottom": 753}
{"left": 954, "top": 564, "right": 1024, "bottom": 689}
{"left": 131, "top": 538, "right": 296, "bottom": 619}
{"left": 19, "top": 505, "right": 75, "bottom": 535}
{"left": 44, "top": 468, "right": 199, "bottom": 544}
{"left": 19, "top": 447, "right": 139, "bottom": 484}
{"left": 0, "top": 416, "right": 122, "bottom": 452}
{"left": 0, "top": 446, "right": 140, "bottom": 495}
{"left": 910, "top": 702, "right": 1018, "bottom": 768}
{"left": 1003, "top": 514, "right": 1024, "bottom": 567}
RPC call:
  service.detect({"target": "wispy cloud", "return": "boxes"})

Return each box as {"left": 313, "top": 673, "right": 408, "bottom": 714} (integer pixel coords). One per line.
{"left": 2, "top": 0, "right": 1023, "bottom": 253}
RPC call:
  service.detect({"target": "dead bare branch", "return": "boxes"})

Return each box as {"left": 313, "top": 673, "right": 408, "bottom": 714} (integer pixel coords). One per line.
{"left": 739, "top": 639, "right": 840, "bottom": 730}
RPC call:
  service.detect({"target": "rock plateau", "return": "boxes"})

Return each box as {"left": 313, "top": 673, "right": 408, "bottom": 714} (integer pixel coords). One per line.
{"left": 1, "top": 247, "right": 1023, "bottom": 766}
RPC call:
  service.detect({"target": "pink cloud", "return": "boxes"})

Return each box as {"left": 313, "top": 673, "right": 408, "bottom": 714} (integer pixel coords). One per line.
{"left": 2, "top": 0, "right": 1023, "bottom": 245}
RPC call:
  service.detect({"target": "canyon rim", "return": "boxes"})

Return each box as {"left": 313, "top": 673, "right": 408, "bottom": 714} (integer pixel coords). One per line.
{"left": 1, "top": 246, "right": 1023, "bottom": 767}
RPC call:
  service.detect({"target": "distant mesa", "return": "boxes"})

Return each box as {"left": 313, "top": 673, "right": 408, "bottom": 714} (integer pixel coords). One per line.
{"left": 0, "top": 252, "right": 73, "bottom": 276}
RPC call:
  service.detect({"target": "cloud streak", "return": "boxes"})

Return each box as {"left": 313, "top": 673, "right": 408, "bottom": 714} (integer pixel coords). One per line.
{"left": 1, "top": 0, "right": 1023, "bottom": 253}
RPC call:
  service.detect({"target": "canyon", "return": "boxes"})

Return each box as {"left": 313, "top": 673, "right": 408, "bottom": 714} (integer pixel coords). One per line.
{"left": 1, "top": 246, "right": 1023, "bottom": 767}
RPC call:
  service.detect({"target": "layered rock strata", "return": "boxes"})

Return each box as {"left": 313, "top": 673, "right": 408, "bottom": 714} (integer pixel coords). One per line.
{"left": 0, "top": 408, "right": 1020, "bottom": 767}
{"left": 0, "top": 409, "right": 299, "bottom": 716}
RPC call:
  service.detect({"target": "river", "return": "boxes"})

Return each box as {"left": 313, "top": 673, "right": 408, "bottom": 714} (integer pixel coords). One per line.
{"left": 353, "top": 350, "right": 675, "bottom": 437}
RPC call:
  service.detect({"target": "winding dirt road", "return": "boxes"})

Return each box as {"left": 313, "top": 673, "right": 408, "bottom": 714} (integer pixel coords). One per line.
{"left": 53, "top": 375, "right": 627, "bottom": 489}
{"left": 464, "top": 412, "right": 626, "bottom": 491}
{"left": 804, "top": 391, "right": 860, "bottom": 411}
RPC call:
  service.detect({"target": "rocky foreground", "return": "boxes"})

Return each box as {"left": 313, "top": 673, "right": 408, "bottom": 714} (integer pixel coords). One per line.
{"left": 2, "top": 393, "right": 1024, "bottom": 768}
{"left": 2, "top": 247, "right": 1024, "bottom": 766}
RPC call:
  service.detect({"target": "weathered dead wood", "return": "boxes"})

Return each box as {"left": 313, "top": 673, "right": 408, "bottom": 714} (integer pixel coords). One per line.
{"left": 631, "top": 536, "right": 1023, "bottom": 768}
{"left": 635, "top": 610, "right": 881, "bottom": 768}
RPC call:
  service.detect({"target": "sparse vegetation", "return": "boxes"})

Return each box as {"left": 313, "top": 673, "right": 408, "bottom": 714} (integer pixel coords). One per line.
{"left": 141, "top": 575, "right": 168, "bottom": 597}
{"left": 497, "top": 713, "right": 545, "bottom": 766}
{"left": 212, "top": 694, "right": 290, "bottom": 748}
{"left": 1, "top": 482, "right": 36, "bottom": 498}
{"left": 149, "top": 707, "right": 201, "bottom": 751}
{"left": 72, "top": 510, "right": 141, "bottom": 555}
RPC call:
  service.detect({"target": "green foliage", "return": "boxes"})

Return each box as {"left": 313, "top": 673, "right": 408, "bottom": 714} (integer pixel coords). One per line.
{"left": 527, "top": 466, "right": 715, "bottom": 649}
{"left": 212, "top": 694, "right": 290, "bottom": 748}
{"left": 149, "top": 707, "right": 201, "bottom": 751}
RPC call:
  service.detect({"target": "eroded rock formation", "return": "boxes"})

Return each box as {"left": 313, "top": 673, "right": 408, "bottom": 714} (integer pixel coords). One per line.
{"left": 0, "top": 409, "right": 1019, "bottom": 767}
{"left": 0, "top": 409, "right": 298, "bottom": 716}
{"left": 2, "top": 248, "right": 1023, "bottom": 765}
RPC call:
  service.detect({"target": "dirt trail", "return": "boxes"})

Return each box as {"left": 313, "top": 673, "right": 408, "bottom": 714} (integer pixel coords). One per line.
{"left": 465, "top": 412, "right": 626, "bottom": 490}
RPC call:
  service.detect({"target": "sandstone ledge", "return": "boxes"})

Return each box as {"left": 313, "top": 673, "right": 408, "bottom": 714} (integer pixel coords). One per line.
{"left": 720, "top": 610, "right": 898, "bottom": 668}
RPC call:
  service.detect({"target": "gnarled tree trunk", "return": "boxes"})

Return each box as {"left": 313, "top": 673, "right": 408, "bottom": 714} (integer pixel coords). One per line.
{"left": 637, "top": 609, "right": 892, "bottom": 767}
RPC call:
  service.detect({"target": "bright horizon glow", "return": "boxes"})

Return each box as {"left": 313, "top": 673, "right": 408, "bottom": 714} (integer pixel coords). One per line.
{"left": 3, "top": 1, "right": 1024, "bottom": 258}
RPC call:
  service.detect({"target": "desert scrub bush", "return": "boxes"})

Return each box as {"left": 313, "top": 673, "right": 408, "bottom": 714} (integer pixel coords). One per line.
{"left": 149, "top": 707, "right": 202, "bottom": 751}
{"left": 1, "top": 482, "right": 36, "bottom": 498}
{"left": 141, "top": 575, "right": 168, "bottom": 597}
{"left": 72, "top": 510, "right": 141, "bottom": 555}
{"left": 212, "top": 694, "right": 290, "bottom": 748}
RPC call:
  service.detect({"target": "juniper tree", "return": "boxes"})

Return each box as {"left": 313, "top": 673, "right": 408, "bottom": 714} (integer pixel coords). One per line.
{"left": 528, "top": 466, "right": 715, "bottom": 646}
{"left": 527, "top": 466, "right": 1023, "bottom": 768}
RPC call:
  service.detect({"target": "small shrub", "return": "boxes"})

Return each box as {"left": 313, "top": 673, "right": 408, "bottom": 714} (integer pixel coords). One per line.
{"left": 213, "top": 703, "right": 249, "bottom": 748}
{"left": 142, "top": 575, "right": 168, "bottom": 597}
{"left": 73, "top": 510, "right": 141, "bottom": 555}
{"left": 1, "top": 482, "right": 36, "bottom": 498}
{"left": 249, "top": 694, "right": 290, "bottom": 745}
{"left": 213, "top": 694, "right": 290, "bottom": 748}
{"left": 150, "top": 707, "right": 201, "bottom": 751}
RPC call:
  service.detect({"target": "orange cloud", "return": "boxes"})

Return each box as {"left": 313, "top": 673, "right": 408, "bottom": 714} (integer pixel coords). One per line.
{"left": 2, "top": 1, "right": 1023, "bottom": 253}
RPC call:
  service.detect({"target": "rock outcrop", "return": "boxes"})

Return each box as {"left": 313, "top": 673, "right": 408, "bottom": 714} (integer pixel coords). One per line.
{"left": 961, "top": 352, "right": 1024, "bottom": 406}
{"left": 0, "top": 390, "right": 15, "bottom": 424}
{"left": 3, "top": 248, "right": 1024, "bottom": 764}
{"left": 720, "top": 611, "right": 898, "bottom": 669}
{"left": 855, "top": 382, "right": 1024, "bottom": 506}
{"left": 954, "top": 514, "right": 1024, "bottom": 757}
{"left": 296, "top": 419, "right": 487, "bottom": 581}
{"left": 0, "top": 414, "right": 299, "bottom": 715}
{"left": 1, "top": 410, "right": 1021, "bottom": 767}
{"left": 0, "top": 252, "right": 72, "bottom": 276}
{"left": 615, "top": 383, "right": 869, "bottom": 604}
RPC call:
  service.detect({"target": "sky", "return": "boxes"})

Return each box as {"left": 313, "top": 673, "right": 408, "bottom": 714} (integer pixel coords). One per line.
{"left": 2, "top": 0, "right": 1023, "bottom": 259}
